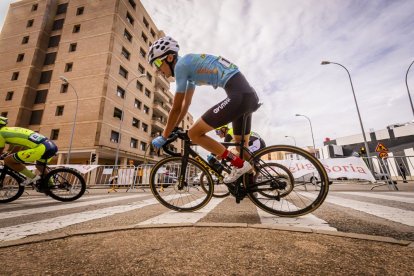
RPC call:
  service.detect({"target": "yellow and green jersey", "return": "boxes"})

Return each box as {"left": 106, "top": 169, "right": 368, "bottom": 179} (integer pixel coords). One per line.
{"left": 0, "top": 127, "right": 47, "bottom": 149}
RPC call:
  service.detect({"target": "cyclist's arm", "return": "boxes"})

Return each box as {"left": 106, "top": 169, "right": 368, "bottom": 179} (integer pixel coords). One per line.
{"left": 176, "top": 85, "right": 195, "bottom": 127}
{"left": 162, "top": 93, "right": 185, "bottom": 138}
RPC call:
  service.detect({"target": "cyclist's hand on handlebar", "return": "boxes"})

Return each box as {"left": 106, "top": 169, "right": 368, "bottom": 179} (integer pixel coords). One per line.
{"left": 152, "top": 136, "right": 167, "bottom": 149}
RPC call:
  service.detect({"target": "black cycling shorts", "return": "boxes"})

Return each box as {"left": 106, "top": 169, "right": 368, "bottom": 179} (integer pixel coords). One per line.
{"left": 201, "top": 72, "right": 260, "bottom": 135}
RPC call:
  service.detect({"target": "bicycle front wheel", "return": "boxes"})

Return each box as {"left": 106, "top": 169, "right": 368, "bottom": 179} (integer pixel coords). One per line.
{"left": 45, "top": 168, "right": 86, "bottom": 202}
{"left": 150, "top": 157, "right": 214, "bottom": 212}
{"left": 0, "top": 169, "right": 24, "bottom": 203}
{"left": 246, "top": 145, "right": 329, "bottom": 217}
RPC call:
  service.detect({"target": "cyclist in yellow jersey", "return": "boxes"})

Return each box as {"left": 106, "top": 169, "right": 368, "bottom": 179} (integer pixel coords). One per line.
{"left": 0, "top": 116, "right": 58, "bottom": 185}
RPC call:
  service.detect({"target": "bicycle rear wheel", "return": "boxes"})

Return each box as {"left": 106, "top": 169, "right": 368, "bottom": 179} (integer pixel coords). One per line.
{"left": 246, "top": 145, "right": 329, "bottom": 217}
{"left": 45, "top": 168, "right": 86, "bottom": 202}
{"left": 150, "top": 157, "right": 214, "bottom": 212}
{"left": 0, "top": 169, "right": 24, "bottom": 203}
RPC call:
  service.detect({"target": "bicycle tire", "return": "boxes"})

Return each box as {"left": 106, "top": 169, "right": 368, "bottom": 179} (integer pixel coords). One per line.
{"left": 256, "top": 162, "right": 294, "bottom": 198}
{"left": 45, "top": 168, "right": 86, "bottom": 202}
{"left": 150, "top": 156, "right": 214, "bottom": 212}
{"left": 0, "top": 168, "right": 24, "bottom": 203}
{"left": 200, "top": 172, "right": 230, "bottom": 198}
{"left": 246, "top": 145, "right": 329, "bottom": 217}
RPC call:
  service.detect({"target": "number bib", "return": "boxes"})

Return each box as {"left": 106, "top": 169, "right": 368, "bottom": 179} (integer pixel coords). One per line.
{"left": 28, "top": 132, "right": 46, "bottom": 144}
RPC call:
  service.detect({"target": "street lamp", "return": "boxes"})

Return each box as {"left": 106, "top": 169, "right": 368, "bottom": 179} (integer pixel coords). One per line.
{"left": 114, "top": 74, "right": 146, "bottom": 166}
{"left": 321, "top": 61, "right": 371, "bottom": 161}
{"left": 295, "top": 114, "right": 316, "bottom": 156}
{"left": 405, "top": 60, "right": 414, "bottom": 118}
{"left": 59, "top": 76, "right": 79, "bottom": 164}
{"left": 284, "top": 135, "right": 296, "bottom": 146}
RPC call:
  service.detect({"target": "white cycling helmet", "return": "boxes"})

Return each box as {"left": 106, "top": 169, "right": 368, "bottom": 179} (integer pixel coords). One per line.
{"left": 148, "top": 36, "right": 180, "bottom": 64}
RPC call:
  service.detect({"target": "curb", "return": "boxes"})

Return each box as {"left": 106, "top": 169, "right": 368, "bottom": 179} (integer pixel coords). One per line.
{"left": 0, "top": 223, "right": 413, "bottom": 249}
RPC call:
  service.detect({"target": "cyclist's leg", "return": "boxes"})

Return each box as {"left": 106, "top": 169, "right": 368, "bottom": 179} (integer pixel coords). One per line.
{"left": 5, "top": 146, "right": 45, "bottom": 179}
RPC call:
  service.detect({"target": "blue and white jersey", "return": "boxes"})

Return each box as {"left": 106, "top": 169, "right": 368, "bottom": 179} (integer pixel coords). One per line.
{"left": 174, "top": 54, "right": 239, "bottom": 93}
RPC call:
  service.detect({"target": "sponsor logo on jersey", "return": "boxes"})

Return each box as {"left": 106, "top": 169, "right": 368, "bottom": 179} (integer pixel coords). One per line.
{"left": 213, "top": 98, "right": 231, "bottom": 114}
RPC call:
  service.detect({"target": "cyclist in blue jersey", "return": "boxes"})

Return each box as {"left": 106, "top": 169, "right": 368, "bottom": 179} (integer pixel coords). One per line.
{"left": 149, "top": 36, "right": 260, "bottom": 183}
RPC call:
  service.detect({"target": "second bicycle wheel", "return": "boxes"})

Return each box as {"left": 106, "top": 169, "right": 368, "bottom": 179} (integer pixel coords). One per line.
{"left": 200, "top": 172, "right": 230, "bottom": 198}
{"left": 45, "top": 168, "right": 86, "bottom": 202}
{"left": 150, "top": 157, "right": 214, "bottom": 212}
{"left": 246, "top": 145, "right": 330, "bottom": 217}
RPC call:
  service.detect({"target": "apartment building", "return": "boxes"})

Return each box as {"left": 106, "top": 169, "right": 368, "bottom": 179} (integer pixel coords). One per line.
{"left": 0, "top": 0, "right": 193, "bottom": 165}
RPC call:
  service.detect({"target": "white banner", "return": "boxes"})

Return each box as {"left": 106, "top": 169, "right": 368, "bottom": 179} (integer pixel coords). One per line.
{"left": 268, "top": 157, "right": 375, "bottom": 182}
{"left": 27, "top": 165, "right": 100, "bottom": 174}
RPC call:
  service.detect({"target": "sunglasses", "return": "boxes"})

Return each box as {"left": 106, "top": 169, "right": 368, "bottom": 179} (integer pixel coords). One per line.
{"left": 215, "top": 130, "right": 222, "bottom": 135}
{"left": 153, "top": 56, "right": 167, "bottom": 68}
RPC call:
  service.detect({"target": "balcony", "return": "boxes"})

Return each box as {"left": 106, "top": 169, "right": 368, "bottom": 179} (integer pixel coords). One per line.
{"left": 154, "top": 87, "right": 171, "bottom": 104}
{"left": 153, "top": 101, "right": 170, "bottom": 117}
{"left": 155, "top": 74, "right": 170, "bottom": 89}
{"left": 151, "top": 116, "right": 166, "bottom": 130}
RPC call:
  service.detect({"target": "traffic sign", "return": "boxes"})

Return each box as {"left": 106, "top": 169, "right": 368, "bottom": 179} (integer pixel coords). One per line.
{"left": 379, "top": 152, "right": 388, "bottom": 159}
{"left": 375, "top": 143, "right": 388, "bottom": 153}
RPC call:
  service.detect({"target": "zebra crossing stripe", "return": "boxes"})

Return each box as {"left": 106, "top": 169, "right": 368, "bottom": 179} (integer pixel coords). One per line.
{"left": 338, "top": 192, "right": 414, "bottom": 204}
{"left": 138, "top": 197, "right": 225, "bottom": 225}
{"left": 306, "top": 192, "right": 414, "bottom": 227}
{"left": 0, "top": 195, "right": 182, "bottom": 241}
{"left": 0, "top": 194, "right": 149, "bottom": 220}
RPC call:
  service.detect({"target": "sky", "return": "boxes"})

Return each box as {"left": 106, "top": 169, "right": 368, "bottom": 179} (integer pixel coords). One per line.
{"left": 1, "top": 0, "right": 414, "bottom": 150}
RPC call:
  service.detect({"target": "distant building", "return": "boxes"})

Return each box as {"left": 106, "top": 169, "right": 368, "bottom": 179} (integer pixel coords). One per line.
{"left": 0, "top": 0, "right": 193, "bottom": 165}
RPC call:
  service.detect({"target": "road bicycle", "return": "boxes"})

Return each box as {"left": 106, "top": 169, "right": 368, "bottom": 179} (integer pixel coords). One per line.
{"left": 149, "top": 118, "right": 330, "bottom": 217}
{"left": 0, "top": 158, "right": 86, "bottom": 203}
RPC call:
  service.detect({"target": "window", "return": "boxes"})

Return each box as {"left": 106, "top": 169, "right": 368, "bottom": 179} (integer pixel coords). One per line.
{"left": 73, "top": 24, "right": 81, "bottom": 33}
{"left": 139, "top": 48, "right": 146, "bottom": 58}
{"left": 143, "top": 105, "right": 149, "bottom": 114}
{"left": 141, "top": 32, "right": 147, "bottom": 43}
{"left": 60, "top": 83, "right": 68, "bottom": 93}
{"left": 76, "top": 6, "right": 84, "bottom": 15}
{"left": 117, "top": 86, "right": 125, "bottom": 98}
{"left": 32, "top": 4, "right": 38, "bottom": 11}
{"left": 0, "top": 112, "right": 8, "bottom": 117}
{"left": 39, "top": 70, "right": 53, "bottom": 84}
{"left": 140, "top": 141, "right": 147, "bottom": 151}
{"left": 121, "top": 47, "right": 130, "bottom": 60}
{"left": 55, "top": 105, "right": 64, "bottom": 116}
{"left": 50, "top": 129, "right": 59, "bottom": 140}
{"left": 143, "top": 17, "right": 149, "bottom": 28}
{"left": 5, "top": 91, "right": 13, "bottom": 101}
{"left": 44, "top": 52, "right": 57, "bottom": 65}
{"left": 134, "top": 99, "right": 141, "bottom": 109}
{"left": 128, "top": 0, "right": 136, "bottom": 9}
{"left": 34, "top": 89, "right": 48, "bottom": 104}
{"left": 111, "top": 131, "right": 120, "bottom": 143}
{"left": 124, "top": 29, "right": 132, "bottom": 42}
{"left": 16, "top": 53, "right": 25, "bottom": 62}
{"left": 22, "top": 36, "right": 29, "bottom": 44}
{"left": 69, "top": 43, "right": 77, "bottom": 52}
{"left": 29, "top": 110, "right": 43, "bottom": 125}
{"left": 150, "top": 29, "right": 156, "bottom": 38}
{"left": 56, "top": 3, "right": 68, "bottom": 14}
{"left": 27, "top": 19, "right": 34, "bottom": 28}
{"left": 136, "top": 81, "right": 143, "bottom": 91}
{"left": 65, "top": 62, "right": 73, "bottom": 72}
{"left": 113, "top": 107, "right": 123, "bottom": 120}
{"left": 11, "top": 72, "right": 19, "bottom": 81}
{"left": 130, "top": 138, "right": 138, "bottom": 148}
{"left": 146, "top": 72, "right": 152, "bottom": 82}
{"left": 132, "top": 118, "right": 140, "bottom": 128}
{"left": 126, "top": 12, "right": 134, "bottom": 25}
{"left": 48, "top": 35, "right": 60, "bottom": 47}
{"left": 145, "top": 89, "right": 151, "bottom": 98}
{"left": 142, "top": 123, "right": 148, "bottom": 133}
{"left": 52, "top": 19, "right": 64, "bottom": 31}
{"left": 119, "top": 66, "right": 128, "bottom": 79}
{"left": 138, "top": 64, "right": 145, "bottom": 74}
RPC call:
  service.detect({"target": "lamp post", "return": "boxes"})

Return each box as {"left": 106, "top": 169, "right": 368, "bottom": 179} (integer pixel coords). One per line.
{"left": 405, "top": 60, "right": 414, "bottom": 118}
{"left": 321, "top": 61, "right": 371, "bottom": 161}
{"left": 59, "top": 76, "right": 79, "bottom": 164}
{"left": 284, "top": 135, "right": 297, "bottom": 146}
{"left": 114, "top": 74, "right": 146, "bottom": 166}
{"left": 295, "top": 114, "right": 317, "bottom": 157}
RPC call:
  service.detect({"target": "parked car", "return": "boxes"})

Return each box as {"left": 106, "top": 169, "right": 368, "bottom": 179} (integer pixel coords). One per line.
{"left": 295, "top": 173, "right": 319, "bottom": 185}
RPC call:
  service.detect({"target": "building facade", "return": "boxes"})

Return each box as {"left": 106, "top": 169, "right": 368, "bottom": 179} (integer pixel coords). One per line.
{"left": 0, "top": 0, "right": 193, "bottom": 165}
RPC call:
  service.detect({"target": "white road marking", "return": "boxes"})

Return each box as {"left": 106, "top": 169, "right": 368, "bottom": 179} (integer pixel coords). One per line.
{"left": 338, "top": 192, "right": 414, "bottom": 204}
{"left": 0, "top": 195, "right": 181, "bottom": 241}
{"left": 0, "top": 194, "right": 148, "bottom": 220}
{"left": 138, "top": 197, "right": 225, "bottom": 225}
